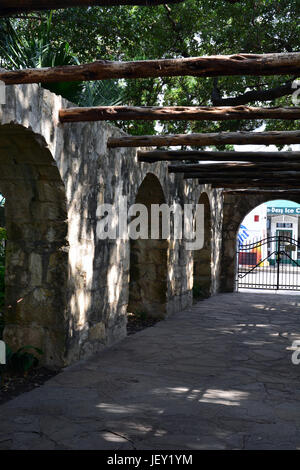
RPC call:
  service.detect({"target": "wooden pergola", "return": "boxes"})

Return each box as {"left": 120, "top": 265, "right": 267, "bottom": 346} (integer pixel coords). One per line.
{"left": 1, "top": 50, "right": 300, "bottom": 191}
{"left": 1, "top": 53, "right": 299, "bottom": 84}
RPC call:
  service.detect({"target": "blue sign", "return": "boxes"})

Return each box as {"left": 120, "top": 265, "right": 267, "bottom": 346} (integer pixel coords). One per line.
{"left": 238, "top": 224, "right": 249, "bottom": 245}
{"left": 267, "top": 207, "right": 300, "bottom": 215}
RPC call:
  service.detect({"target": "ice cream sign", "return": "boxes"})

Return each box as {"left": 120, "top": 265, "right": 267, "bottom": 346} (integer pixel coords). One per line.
{"left": 267, "top": 206, "right": 300, "bottom": 215}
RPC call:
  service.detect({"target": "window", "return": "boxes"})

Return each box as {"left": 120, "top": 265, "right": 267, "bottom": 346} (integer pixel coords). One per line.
{"left": 276, "top": 223, "right": 293, "bottom": 228}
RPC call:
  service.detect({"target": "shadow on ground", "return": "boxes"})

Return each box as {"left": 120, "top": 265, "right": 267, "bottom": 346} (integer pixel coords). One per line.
{"left": 1, "top": 292, "right": 300, "bottom": 450}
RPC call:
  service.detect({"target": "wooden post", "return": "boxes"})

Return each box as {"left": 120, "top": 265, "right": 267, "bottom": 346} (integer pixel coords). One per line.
{"left": 1, "top": 52, "right": 300, "bottom": 85}
{"left": 59, "top": 105, "right": 300, "bottom": 123}
{"left": 108, "top": 130, "right": 300, "bottom": 148}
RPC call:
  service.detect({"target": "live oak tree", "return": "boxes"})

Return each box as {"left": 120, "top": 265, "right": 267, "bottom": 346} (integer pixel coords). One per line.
{"left": 0, "top": 0, "right": 299, "bottom": 140}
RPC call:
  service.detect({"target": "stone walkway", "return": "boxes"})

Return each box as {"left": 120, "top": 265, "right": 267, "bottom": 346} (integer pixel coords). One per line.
{"left": 1, "top": 292, "right": 300, "bottom": 450}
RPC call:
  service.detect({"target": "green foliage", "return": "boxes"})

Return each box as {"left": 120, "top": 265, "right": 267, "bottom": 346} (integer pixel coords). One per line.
{"left": 0, "top": 1, "right": 299, "bottom": 137}
{"left": 0, "top": 12, "right": 125, "bottom": 106}
{"left": 0, "top": 13, "right": 83, "bottom": 102}
{"left": 79, "top": 80, "right": 125, "bottom": 107}
{"left": 193, "top": 283, "right": 209, "bottom": 300}
{"left": 133, "top": 310, "right": 148, "bottom": 321}
{"left": 2, "top": 345, "right": 43, "bottom": 375}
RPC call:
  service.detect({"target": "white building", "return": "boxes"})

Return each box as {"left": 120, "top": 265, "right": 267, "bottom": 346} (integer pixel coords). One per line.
{"left": 238, "top": 200, "right": 300, "bottom": 265}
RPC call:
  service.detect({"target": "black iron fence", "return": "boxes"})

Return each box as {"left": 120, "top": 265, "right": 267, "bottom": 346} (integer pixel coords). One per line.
{"left": 236, "top": 235, "right": 300, "bottom": 291}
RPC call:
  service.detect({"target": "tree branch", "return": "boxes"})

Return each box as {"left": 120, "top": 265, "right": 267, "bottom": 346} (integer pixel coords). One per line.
{"left": 211, "top": 79, "right": 297, "bottom": 106}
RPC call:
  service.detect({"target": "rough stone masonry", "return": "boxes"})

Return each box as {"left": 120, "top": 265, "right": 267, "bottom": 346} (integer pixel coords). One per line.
{"left": 1, "top": 82, "right": 271, "bottom": 369}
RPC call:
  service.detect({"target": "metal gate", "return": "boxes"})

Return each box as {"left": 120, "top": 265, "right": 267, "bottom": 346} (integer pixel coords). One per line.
{"left": 236, "top": 235, "right": 300, "bottom": 291}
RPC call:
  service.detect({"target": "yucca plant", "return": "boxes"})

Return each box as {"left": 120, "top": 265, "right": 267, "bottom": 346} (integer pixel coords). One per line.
{"left": 79, "top": 80, "right": 125, "bottom": 107}
{"left": 0, "top": 12, "right": 82, "bottom": 102}
{"left": 0, "top": 13, "right": 125, "bottom": 106}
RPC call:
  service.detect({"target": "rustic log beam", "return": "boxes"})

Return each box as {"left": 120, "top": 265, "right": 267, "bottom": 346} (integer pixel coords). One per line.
{"left": 1, "top": 53, "right": 300, "bottom": 86}
{"left": 185, "top": 177, "right": 300, "bottom": 189}
{"left": 222, "top": 189, "right": 300, "bottom": 194}
{"left": 184, "top": 177, "right": 300, "bottom": 184}
{"left": 59, "top": 105, "right": 300, "bottom": 123}
{"left": 168, "top": 162, "right": 300, "bottom": 172}
{"left": 0, "top": 0, "right": 184, "bottom": 16}
{"left": 209, "top": 181, "right": 300, "bottom": 186}
{"left": 181, "top": 170, "right": 300, "bottom": 177}
{"left": 181, "top": 168, "right": 300, "bottom": 177}
{"left": 108, "top": 130, "right": 300, "bottom": 148}
{"left": 211, "top": 182, "right": 300, "bottom": 189}
{"left": 138, "top": 150, "right": 300, "bottom": 163}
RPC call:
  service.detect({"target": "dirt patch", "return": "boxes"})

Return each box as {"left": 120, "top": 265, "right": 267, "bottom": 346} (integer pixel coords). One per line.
{"left": 127, "top": 313, "right": 161, "bottom": 335}
{"left": 0, "top": 315, "right": 160, "bottom": 405}
{"left": 0, "top": 368, "right": 59, "bottom": 405}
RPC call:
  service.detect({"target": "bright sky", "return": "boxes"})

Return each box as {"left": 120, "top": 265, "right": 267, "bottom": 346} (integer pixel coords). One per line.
{"left": 265, "top": 199, "right": 300, "bottom": 208}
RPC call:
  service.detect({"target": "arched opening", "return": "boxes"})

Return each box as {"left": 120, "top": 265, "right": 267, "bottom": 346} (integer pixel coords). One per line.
{"left": 193, "top": 192, "right": 212, "bottom": 299}
{"left": 236, "top": 199, "right": 300, "bottom": 292}
{"left": 128, "top": 173, "right": 168, "bottom": 320}
{"left": 0, "top": 124, "right": 69, "bottom": 367}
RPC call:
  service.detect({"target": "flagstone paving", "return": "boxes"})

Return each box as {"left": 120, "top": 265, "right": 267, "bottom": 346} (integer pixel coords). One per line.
{"left": 1, "top": 292, "right": 300, "bottom": 450}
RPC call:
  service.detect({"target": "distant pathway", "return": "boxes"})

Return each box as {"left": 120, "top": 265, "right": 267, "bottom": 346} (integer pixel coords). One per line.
{"left": 1, "top": 292, "right": 300, "bottom": 450}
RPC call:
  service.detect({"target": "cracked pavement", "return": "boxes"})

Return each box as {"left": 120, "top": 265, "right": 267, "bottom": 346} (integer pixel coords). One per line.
{"left": 1, "top": 292, "right": 300, "bottom": 450}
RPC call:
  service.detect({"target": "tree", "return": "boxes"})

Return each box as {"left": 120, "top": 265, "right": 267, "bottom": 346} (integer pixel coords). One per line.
{"left": 0, "top": 0, "right": 299, "bottom": 137}
{"left": 0, "top": 13, "right": 125, "bottom": 105}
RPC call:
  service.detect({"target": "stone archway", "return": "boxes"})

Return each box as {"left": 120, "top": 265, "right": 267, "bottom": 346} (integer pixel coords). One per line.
{"left": 193, "top": 192, "right": 212, "bottom": 299}
{"left": 128, "top": 173, "right": 168, "bottom": 319}
{"left": 221, "top": 191, "right": 300, "bottom": 293}
{"left": 0, "top": 124, "right": 69, "bottom": 367}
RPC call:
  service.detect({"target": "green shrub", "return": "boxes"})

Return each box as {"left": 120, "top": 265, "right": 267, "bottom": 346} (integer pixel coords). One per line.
{"left": 133, "top": 310, "right": 148, "bottom": 321}
{"left": 0, "top": 345, "right": 43, "bottom": 376}
{"left": 193, "top": 283, "right": 209, "bottom": 300}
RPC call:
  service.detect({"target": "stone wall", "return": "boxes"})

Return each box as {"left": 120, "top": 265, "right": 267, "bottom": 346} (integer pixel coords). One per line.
{"left": 0, "top": 84, "right": 224, "bottom": 367}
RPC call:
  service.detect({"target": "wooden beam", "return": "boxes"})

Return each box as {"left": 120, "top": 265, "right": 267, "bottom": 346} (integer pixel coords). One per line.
{"left": 59, "top": 105, "right": 300, "bottom": 123}
{"left": 108, "top": 130, "right": 300, "bottom": 148}
{"left": 168, "top": 162, "right": 300, "bottom": 172}
{"left": 1, "top": 53, "right": 300, "bottom": 85}
{"left": 0, "top": 0, "right": 184, "bottom": 16}
{"left": 185, "top": 177, "right": 300, "bottom": 189}
{"left": 138, "top": 150, "right": 300, "bottom": 163}
{"left": 183, "top": 179, "right": 300, "bottom": 189}
{"left": 176, "top": 171, "right": 298, "bottom": 177}
{"left": 211, "top": 182, "right": 300, "bottom": 189}
{"left": 182, "top": 170, "right": 300, "bottom": 178}
{"left": 222, "top": 189, "right": 300, "bottom": 194}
